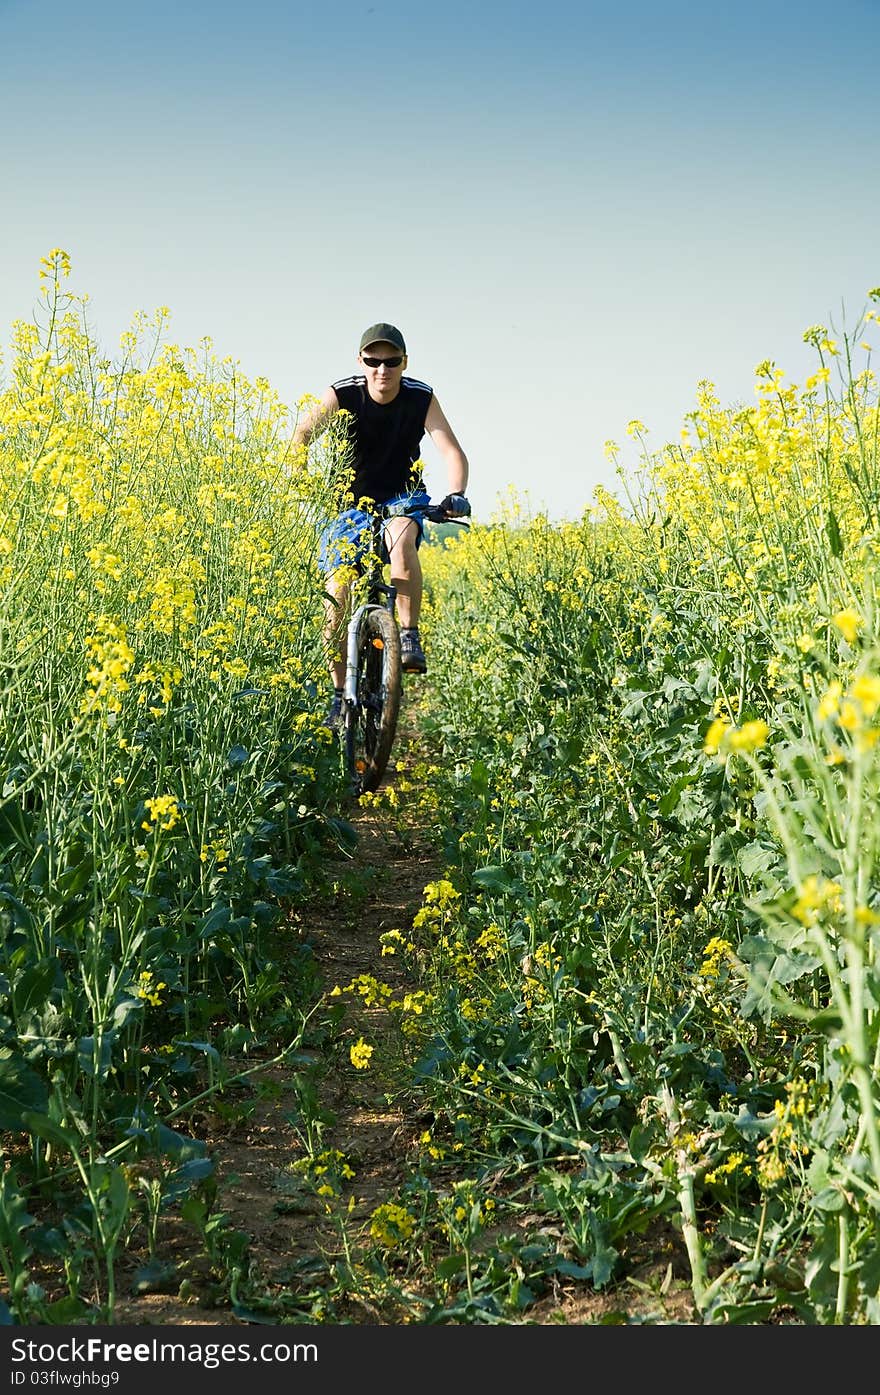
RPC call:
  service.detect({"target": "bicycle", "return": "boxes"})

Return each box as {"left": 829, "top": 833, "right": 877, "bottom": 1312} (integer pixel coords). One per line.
{"left": 340, "top": 498, "right": 468, "bottom": 796}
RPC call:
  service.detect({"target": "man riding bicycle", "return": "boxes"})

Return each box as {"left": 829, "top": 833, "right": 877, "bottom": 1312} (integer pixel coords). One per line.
{"left": 292, "top": 322, "right": 471, "bottom": 726}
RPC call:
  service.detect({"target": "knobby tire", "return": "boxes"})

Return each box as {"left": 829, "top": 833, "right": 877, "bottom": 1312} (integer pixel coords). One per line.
{"left": 344, "top": 606, "right": 402, "bottom": 795}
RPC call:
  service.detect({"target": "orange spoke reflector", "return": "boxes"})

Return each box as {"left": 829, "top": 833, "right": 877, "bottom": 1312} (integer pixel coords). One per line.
{"left": 371, "top": 637, "right": 385, "bottom": 649}
{"left": 355, "top": 759, "right": 367, "bottom": 772}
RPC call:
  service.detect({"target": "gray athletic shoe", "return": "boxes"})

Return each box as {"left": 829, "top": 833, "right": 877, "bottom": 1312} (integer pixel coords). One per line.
{"left": 400, "top": 627, "right": 427, "bottom": 674}
{"left": 326, "top": 690, "right": 344, "bottom": 732}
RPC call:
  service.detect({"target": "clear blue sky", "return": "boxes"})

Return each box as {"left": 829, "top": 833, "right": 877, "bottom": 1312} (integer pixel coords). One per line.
{"left": 2, "top": 0, "right": 878, "bottom": 520}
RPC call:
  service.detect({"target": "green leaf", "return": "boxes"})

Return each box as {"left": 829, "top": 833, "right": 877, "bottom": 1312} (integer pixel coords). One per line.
{"left": 825, "top": 508, "right": 843, "bottom": 558}
{"left": 13, "top": 958, "right": 60, "bottom": 1013}
{"left": 0, "top": 1049, "right": 48, "bottom": 1131}
{"left": 811, "top": 1186, "right": 845, "bottom": 1213}
{"left": 0, "top": 1170, "right": 34, "bottom": 1291}
{"left": 265, "top": 867, "right": 299, "bottom": 896}
{"left": 133, "top": 1260, "right": 179, "bottom": 1294}
{"left": 806, "top": 1149, "right": 832, "bottom": 1192}
{"left": 589, "top": 1222, "right": 618, "bottom": 1288}
{"left": 173, "top": 1157, "right": 216, "bottom": 1183}
{"left": 706, "top": 1298, "right": 779, "bottom": 1324}
{"left": 164, "top": 1156, "right": 216, "bottom": 1205}
{"left": 42, "top": 1296, "right": 90, "bottom": 1322}
{"left": 155, "top": 1122, "right": 208, "bottom": 1159}
{"left": 627, "top": 1123, "right": 656, "bottom": 1163}
{"left": 77, "top": 1033, "right": 115, "bottom": 1080}
{"left": 469, "top": 759, "right": 490, "bottom": 793}
{"left": 436, "top": 1252, "right": 466, "bottom": 1279}
{"left": 709, "top": 832, "right": 742, "bottom": 869}
{"left": 658, "top": 774, "right": 693, "bottom": 817}
{"left": 112, "top": 994, "right": 142, "bottom": 1030}
{"left": 176, "top": 1039, "right": 220, "bottom": 1063}
{"left": 473, "top": 864, "right": 518, "bottom": 892}
{"left": 231, "top": 1302, "right": 279, "bottom": 1324}
{"left": 200, "top": 905, "right": 232, "bottom": 937}
{"left": 325, "top": 816, "right": 357, "bottom": 852}
{"left": 124, "top": 1117, "right": 208, "bottom": 1160}
{"left": 21, "top": 1109, "right": 78, "bottom": 1153}
{"left": 555, "top": 1258, "right": 593, "bottom": 1279}
{"left": 808, "top": 1007, "right": 844, "bottom": 1035}
{"left": 737, "top": 841, "right": 779, "bottom": 878}
{"left": 0, "top": 803, "right": 34, "bottom": 855}
{"left": 106, "top": 1166, "right": 132, "bottom": 1229}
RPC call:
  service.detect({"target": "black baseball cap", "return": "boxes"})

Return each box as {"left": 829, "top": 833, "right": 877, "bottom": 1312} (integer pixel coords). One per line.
{"left": 359, "top": 322, "right": 406, "bottom": 354}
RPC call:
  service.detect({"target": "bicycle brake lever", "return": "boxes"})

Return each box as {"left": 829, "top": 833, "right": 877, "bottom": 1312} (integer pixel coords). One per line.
{"left": 423, "top": 506, "right": 471, "bottom": 526}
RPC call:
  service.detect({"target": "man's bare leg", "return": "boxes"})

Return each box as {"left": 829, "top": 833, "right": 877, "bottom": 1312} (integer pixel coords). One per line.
{"left": 384, "top": 516, "right": 426, "bottom": 672}
{"left": 383, "top": 516, "right": 422, "bottom": 628}
{"left": 325, "top": 572, "right": 351, "bottom": 692}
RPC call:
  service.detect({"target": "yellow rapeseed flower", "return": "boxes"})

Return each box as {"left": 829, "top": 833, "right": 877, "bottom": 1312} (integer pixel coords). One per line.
{"left": 833, "top": 608, "right": 862, "bottom": 644}
{"left": 699, "top": 936, "right": 734, "bottom": 979}
{"left": 792, "top": 875, "right": 843, "bottom": 927}
{"left": 849, "top": 673, "right": 880, "bottom": 719}
{"left": 350, "top": 1038, "right": 373, "bottom": 1070}
{"left": 135, "top": 970, "right": 166, "bottom": 1007}
{"left": 369, "top": 1202, "right": 415, "bottom": 1248}
{"left": 817, "top": 680, "right": 842, "bottom": 720}
{"left": 704, "top": 717, "right": 729, "bottom": 754}
{"left": 727, "top": 720, "right": 769, "bottom": 753}
{"left": 141, "top": 795, "right": 181, "bottom": 832}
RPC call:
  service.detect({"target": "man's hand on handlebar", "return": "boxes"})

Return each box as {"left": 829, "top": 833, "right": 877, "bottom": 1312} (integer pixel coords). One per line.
{"left": 438, "top": 493, "right": 471, "bottom": 519}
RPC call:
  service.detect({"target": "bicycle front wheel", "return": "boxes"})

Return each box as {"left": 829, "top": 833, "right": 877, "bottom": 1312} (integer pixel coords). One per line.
{"left": 344, "top": 607, "right": 402, "bottom": 795}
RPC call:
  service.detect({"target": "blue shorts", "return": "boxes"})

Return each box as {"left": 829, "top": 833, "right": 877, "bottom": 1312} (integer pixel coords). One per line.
{"left": 318, "top": 489, "right": 431, "bottom": 575}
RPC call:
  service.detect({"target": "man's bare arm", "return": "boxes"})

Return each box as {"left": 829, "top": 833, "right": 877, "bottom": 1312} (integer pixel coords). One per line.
{"left": 292, "top": 386, "right": 340, "bottom": 450}
{"left": 425, "top": 395, "right": 469, "bottom": 495}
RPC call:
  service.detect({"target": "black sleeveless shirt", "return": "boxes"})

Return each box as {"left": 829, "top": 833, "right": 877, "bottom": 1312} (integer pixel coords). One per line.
{"left": 331, "top": 374, "right": 433, "bottom": 507}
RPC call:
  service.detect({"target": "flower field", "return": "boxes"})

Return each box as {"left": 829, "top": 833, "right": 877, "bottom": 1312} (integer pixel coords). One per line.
{"left": 0, "top": 253, "right": 351, "bottom": 1321}
{"left": 2, "top": 253, "right": 880, "bottom": 1324}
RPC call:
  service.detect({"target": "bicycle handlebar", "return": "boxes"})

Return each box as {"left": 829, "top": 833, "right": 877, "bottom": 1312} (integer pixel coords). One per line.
{"left": 422, "top": 505, "right": 470, "bottom": 525}
{"left": 374, "top": 501, "right": 470, "bottom": 528}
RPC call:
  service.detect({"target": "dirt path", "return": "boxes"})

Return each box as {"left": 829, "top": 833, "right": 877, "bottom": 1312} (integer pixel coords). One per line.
{"left": 113, "top": 727, "right": 444, "bottom": 1325}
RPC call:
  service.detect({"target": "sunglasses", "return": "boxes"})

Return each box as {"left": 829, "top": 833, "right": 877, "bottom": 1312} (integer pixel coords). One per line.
{"left": 361, "top": 354, "right": 404, "bottom": 368}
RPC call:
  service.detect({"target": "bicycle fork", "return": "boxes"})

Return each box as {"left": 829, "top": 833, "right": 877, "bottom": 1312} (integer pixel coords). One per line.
{"left": 343, "top": 596, "right": 396, "bottom": 707}
{"left": 343, "top": 604, "right": 368, "bottom": 708}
